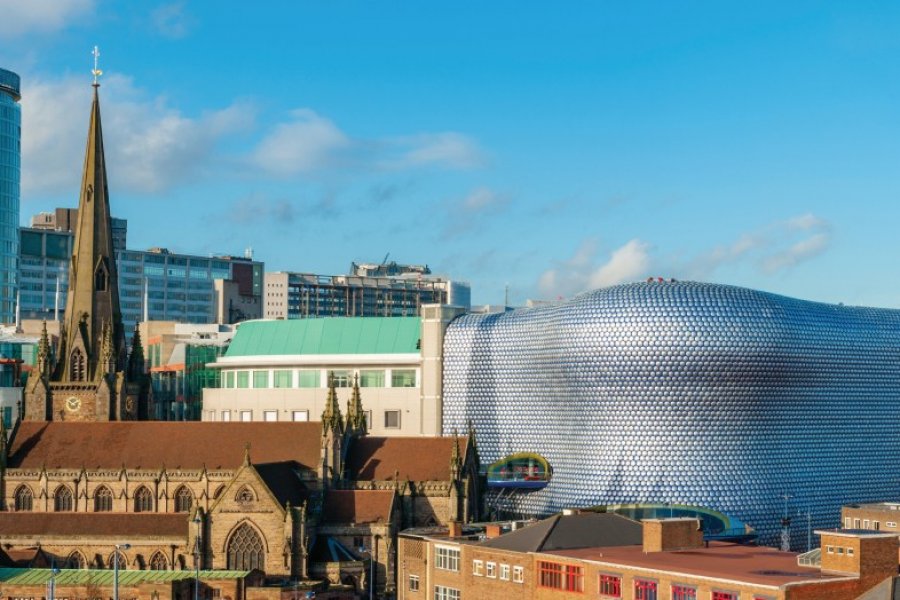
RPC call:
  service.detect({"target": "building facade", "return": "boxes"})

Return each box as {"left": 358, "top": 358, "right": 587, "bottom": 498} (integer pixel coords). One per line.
{"left": 202, "top": 307, "right": 464, "bottom": 436}
{"left": 442, "top": 280, "right": 900, "bottom": 549}
{"left": 19, "top": 227, "right": 263, "bottom": 332}
{"left": 0, "top": 68, "right": 20, "bottom": 325}
{"left": 399, "top": 514, "right": 899, "bottom": 600}
{"left": 264, "top": 268, "right": 470, "bottom": 320}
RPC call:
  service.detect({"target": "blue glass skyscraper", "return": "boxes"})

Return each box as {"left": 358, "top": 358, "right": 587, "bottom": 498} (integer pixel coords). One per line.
{"left": 0, "top": 68, "right": 20, "bottom": 324}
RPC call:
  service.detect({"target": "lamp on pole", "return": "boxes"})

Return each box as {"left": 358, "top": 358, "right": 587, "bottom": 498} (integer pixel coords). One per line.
{"left": 47, "top": 561, "right": 60, "bottom": 600}
{"left": 113, "top": 543, "right": 131, "bottom": 600}
{"left": 193, "top": 513, "right": 202, "bottom": 600}
{"left": 358, "top": 545, "right": 374, "bottom": 600}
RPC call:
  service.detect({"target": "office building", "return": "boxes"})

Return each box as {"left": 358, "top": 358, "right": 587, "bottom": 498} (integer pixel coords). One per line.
{"left": 442, "top": 280, "right": 900, "bottom": 549}
{"left": 0, "top": 68, "right": 20, "bottom": 325}
{"left": 19, "top": 225, "right": 262, "bottom": 331}
{"left": 264, "top": 265, "right": 470, "bottom": 320}
{"left": 399, "top": 512, "right": 899, "bottom": 600}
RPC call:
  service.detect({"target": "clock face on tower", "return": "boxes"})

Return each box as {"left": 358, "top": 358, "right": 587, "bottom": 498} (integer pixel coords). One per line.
{"left": 65, "top": 396, "right": 81, "bottom": 412}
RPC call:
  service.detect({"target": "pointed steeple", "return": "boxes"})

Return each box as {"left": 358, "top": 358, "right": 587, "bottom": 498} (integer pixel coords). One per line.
{"left": 0, "top": 416, "right": 7, "bottom": 470}
{"left": 61, "top": 82, "right": 125, "bottom": 383}
{"left": 450, "top": 429, "right": 461, "bottom": 479}
{"left": 345, "top": 373, "right": 367, "bottom": 434}
{"left": 321, "top": 372, "right": 343, "bottom": 435}
{"left": 127, "top": 322, "right": 145, "bottom": 379}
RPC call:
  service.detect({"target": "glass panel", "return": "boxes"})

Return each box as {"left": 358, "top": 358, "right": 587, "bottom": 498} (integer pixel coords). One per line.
{"left": 273, "top": 370, "right": 292, "bottom": 388}
{"left": 391, "top": 369, "right": 416, "bottom": 387}
{"left": 359, "top": 369, "right": 385, "bottom": 387}
{"left": 330, "top": 370, "right": 351, "bottom": 387}
{"left": 236, "top": 371, "right": 249, "bottom": 388}
{"left": 297, "top": 370, "right": 320, "bottom": 388}
{"left": 225, "top": 371, "right": 235, "bottom": 388}
{"left": 253, "top": 370, "right": 269, "bottom": 388}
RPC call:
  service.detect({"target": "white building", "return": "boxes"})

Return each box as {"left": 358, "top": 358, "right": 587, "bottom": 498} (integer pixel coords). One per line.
{"left": 202, "top": 306, "right": 463, "bottom": 436}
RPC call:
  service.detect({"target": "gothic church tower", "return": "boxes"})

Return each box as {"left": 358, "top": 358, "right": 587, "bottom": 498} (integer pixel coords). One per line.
{"left": 24, "top": 75, "right": 145, "bottom": 422}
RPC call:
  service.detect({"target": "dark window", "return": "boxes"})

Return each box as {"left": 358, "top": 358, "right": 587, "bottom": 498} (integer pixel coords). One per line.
{"left": 94, "top": 486, "right": 113, "bottom": 512}
{"left": 14, "top": 485, "right": 32, "bottom": 511}
{"left": 134, "top": 486, "right": 153, "bottom": 512}
{"left": 70, "top": 348, "right": 85, "bottom": 381}
{"left": 600, "top": 574, "right": 622, "bottom": 597}
{"left": 174, "top": 485, "right": 193, "bottom": 512}
{"left": 54, "top": 485, "right": 73, "bottom": 512}
{"left": 227, "top": 523, "right": 265, "bottom": 571}
{"left": 635, "top": 580, "right": 658, "bottom": 600}
{"left": 107, "top": 551, "right": 126, "bottom": 570}
{"left": 149, "top": 551, "right": 168, "bottom": 570}
{"left": 66, "top": 551, "right": 87, "bottom": 570}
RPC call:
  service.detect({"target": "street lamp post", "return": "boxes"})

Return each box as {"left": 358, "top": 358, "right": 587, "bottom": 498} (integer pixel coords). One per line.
{"left": 113, "top": 543, "right": 131, "bottom": 600}
{"left": 193, "top": 513, "right": 202, "bottom": 600}
{"left": 358, "top": 545, "right": 374, "bottom": 600}
{"left": 47, "top": 562, "right": 60, "bottom": 600}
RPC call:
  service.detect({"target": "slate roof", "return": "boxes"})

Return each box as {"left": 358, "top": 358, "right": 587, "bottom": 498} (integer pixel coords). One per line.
{"left": 8, "top": 422, "right": 323, "bottom": 470}
{"left": 345, "top": 437, "right": 460, "bottom": 481}
{"left": 321, "top": 490, "right": 395, "bottom": 524}
{"left": 225, "top": 317, "right": 421, "bottom": 357}
{"left": 255, "top": 461, "right": 311, "bottom": 507}
{"left": 479, "top": 512, "right": 643, "bottom": 552}
{"left": 0, "top": 513, "right": 188, "bottom": 538}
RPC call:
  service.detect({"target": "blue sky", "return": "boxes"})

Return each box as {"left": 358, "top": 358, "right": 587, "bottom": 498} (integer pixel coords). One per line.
{"left": 2, "top": 1, "right": 900, "bottom": 307}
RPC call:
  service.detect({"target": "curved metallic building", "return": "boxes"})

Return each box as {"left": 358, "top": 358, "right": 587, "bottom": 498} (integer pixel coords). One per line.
{"left": 442, "top": 281, "right": 900, "bottom": 548}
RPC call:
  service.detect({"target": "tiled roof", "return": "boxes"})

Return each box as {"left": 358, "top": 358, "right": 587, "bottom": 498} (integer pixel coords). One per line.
{"left": 480, "top": 513, "right": 643, "bottom": 552}
{"left": 0, "top": 513, "right": 188, "bottom": 538}
{"left": 550, "top": 542, "right": 851, "bottom": 586}
{"left": 8, "top": 422, "right": 323, "bottom": 470}
{"left": 345, "top": 437, "right": 459, "bottom": 481}
{"left": 321, "top": 490, "right": 395, "bottom": 524}
{"left": 225, "top": 317, "right": 421, "bottom": 357}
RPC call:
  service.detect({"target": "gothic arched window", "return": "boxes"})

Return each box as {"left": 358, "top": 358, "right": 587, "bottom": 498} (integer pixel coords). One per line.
{"left": 133, "top": 486, "right": 153, "bottom": 513}
{"left": 14, "top": 485, "right": 33, "bottom": 511}
{"left": 149, "top": 551, "right": 168, "bottom": 571}
{"left": 70, "top": 348, "right": 85, "bottom": 381}
{"left": 95, "top": 263, "right": 108, "bottom": 292}
{"left": 226, "top": 522, "right": 265, "bottom": 571}
{"left": 107, "top": 551, "right": 126, "bottom": 570}
{"left": 94, "top": 486, "right": 113, "bottom": 512}
{"left": 54, "top": 485, "right": 73, "bottom": 512}
{"left": 212, "top": 484, "right": 225, "bottom": 500}
{"left": 174, "top": 485, "right": 193, "bottom": 513}
{"left": 235, "top": 485, "right": 255, "bottom": 503}
{"left": 66, "top": 551, "right": 87, "bottom": 570}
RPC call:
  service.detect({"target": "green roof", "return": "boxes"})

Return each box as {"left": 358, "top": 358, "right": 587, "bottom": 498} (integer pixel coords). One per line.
{"left": 0, "top": 568, "right": 249, "bottom": 585}
{"left": 225, "top": 317, "right": 421, "bottom": 357}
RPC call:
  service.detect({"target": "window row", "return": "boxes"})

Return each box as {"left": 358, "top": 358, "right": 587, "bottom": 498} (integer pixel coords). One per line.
{"left": 210, "top": 408, "right": 402, "bottom": 429}
{"left": 594, "top": 574, "right": 750, "bottom": 600}
{"left": 826, "top": 545, "right": 855, "bottom": 556}
{"left": 434, "top": 546, "right": 460, "bottom": 572}
{"left": 221, "top": 368, "right": 418, "bottom": 390}
{"left": 845, "top": 516, "right": 895, "bottom": 530}
{"left": 14, "top": 484, "right": 198, "bottom": 513}
{"left": 472, "top": 559, "right": 524, "bottom": 583}
{"left": 57, "top": 549, "right": 175, "bottom": 570}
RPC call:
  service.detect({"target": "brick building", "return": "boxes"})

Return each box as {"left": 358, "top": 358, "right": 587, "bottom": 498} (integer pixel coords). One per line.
{"left": 398, "top": 513, "right": 900, "bottom": 600}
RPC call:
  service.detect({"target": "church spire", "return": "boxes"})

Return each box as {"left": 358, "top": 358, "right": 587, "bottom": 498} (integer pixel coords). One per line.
{"left": 60, "top": 73, "right": 125, "bottom": 383}
{"left": 345, "top": 373, "right": 367, "bottom": 434}
{"left": 321, "top": 373, "right": 343, "bottom": 435}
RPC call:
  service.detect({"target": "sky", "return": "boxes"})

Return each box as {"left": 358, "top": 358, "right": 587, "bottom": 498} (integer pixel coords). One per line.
{"left": 2, "top": 1, "right": 900, "bottom": 307}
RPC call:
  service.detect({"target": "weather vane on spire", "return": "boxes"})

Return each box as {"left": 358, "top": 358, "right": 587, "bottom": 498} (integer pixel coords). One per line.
{"left": 91, "top": 46, "right": 103, "bottom": 85}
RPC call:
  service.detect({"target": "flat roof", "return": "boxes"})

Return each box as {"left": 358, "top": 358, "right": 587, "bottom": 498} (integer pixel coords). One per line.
{"left": 845, "top": 502, "right": 900, "bottom": 512}
{"left": 546, "top": 542, "right": 854, "bottom": 588}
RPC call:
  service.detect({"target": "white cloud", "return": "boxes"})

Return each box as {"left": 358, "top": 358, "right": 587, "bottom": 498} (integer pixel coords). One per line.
{"left": 252, "top": 109, "right": 351, "bottom": 175}
{"left": 538, "top": 238, "right": 652, "bottom": 298}
{"left": 151, "top": 2, "right": 190, "bottom": 39}
{"left": 21, "top": 73, "right": 251, "bottom": 196}
{"left": 442, "top": 187, "right": 510, "bottom": 238}
{"left": 252, "top": 111, "right": 484, "bottom": 176}
{"left": 536, "top": 213, "right": 833, "bottom": 299}
{"left": 0, "top": 0, "right": 94, "bottom": 38}
{"left": 387, "top": 132, "right": 484, "bottom": 169}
